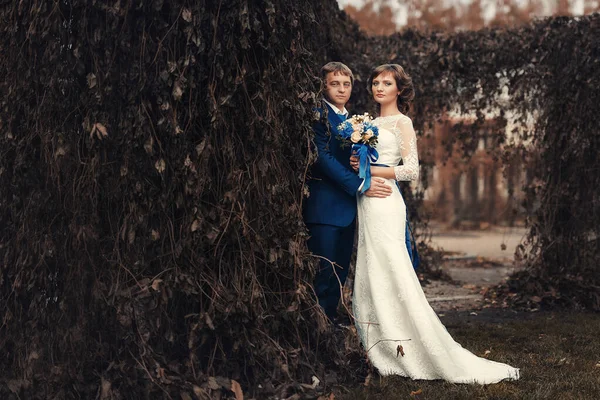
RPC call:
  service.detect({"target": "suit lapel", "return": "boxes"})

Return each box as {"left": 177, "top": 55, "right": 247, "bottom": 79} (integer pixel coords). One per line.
{"left": 325, "top": 103, "right": 347, "bottom": 130}
{"left": 324, "top": 104, "right": 352, "bottom": 161}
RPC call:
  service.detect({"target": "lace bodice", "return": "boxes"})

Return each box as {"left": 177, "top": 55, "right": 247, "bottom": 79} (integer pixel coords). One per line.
{"left": 372, "top": 114, "right": 419, "bottom": 182}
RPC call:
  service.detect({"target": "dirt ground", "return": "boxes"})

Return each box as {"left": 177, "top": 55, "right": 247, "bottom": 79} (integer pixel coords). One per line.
{"left": 423, "top": 225, "right": 528, "bottom": 313}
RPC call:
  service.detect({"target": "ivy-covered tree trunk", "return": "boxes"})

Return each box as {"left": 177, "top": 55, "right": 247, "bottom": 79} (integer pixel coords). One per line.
{"left": 0, "top": 0, "right": 365, "bottom": 398}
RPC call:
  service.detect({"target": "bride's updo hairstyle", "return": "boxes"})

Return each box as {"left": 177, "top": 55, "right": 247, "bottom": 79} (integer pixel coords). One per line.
{"left": 368, "top": 64, "right": 415, "bottom": 114}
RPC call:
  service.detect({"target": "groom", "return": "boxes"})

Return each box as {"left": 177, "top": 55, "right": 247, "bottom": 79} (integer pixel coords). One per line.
{"left": 303, "top": 62, "right": 392, "bottom": 323}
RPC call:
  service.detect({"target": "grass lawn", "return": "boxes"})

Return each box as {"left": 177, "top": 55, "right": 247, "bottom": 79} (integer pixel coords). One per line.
{"left": 337, "top": 309, "right": 600, "bottom": 400}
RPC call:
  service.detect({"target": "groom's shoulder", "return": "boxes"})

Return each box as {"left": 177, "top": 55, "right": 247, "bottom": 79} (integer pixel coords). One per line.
{"left": 313, "top": 106, "right": 325, "bottom": 118}
{"left": 312, "top": 107, "right": 330, "bottom": 128}
{"left": 314, "top": 101, "right": 336, "bottom": 116}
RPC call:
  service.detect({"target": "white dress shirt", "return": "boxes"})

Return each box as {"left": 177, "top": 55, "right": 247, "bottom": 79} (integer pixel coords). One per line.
{"left": 322, "top": 98, "right": 348, "bottom": 117}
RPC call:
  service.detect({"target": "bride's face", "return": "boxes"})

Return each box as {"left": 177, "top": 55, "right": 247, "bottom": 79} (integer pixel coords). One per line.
{"left": 371, "top": 72, "right": 400, "bottom": 106}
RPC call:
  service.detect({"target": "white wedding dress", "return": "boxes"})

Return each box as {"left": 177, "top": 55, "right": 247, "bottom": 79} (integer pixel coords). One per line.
{"left": 352, "top": 114, "right": 519, "bottom": 384}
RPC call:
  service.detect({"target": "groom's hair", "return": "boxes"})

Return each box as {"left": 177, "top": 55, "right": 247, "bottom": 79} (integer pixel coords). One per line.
{"left": 321, "top": 62, "right": 354, "bottom": 85}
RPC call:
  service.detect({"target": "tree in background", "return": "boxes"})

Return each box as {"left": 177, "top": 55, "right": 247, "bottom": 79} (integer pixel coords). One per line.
{"left": 344, "top": 1, "right": 398, "bottom": 35}
{"left": 344, "top": 0, "right": 600, "bottom": 33}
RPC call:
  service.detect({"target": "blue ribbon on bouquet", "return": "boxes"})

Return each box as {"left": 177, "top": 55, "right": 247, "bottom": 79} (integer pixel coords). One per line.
{"left": 354, "top": 143, "right": 379, "bottom": 194}
{"left": 371, "top": 163, "right": 420, "bottom": 271}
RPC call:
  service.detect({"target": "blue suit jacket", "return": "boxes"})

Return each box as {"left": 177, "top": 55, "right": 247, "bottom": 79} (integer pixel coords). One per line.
{"left": 303, "top": 104, "right": 363, "bottom": 227}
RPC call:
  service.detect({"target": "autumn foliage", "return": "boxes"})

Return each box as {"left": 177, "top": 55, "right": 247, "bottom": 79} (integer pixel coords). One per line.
{"left": 344, "top": 0, "right": 600, "bottom": 34}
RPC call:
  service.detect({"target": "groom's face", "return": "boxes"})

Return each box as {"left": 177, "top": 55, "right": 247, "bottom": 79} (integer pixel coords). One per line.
{"left": 324, "top": 72, "right": 352, "bottom": 110}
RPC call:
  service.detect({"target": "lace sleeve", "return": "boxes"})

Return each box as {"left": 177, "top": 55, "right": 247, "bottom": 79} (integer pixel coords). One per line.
{"left": 393, "top": 116, "right": 419, "bottom": 181}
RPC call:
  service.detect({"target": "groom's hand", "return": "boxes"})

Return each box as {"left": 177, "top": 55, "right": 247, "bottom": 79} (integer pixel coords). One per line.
{"left": 350, "top": 155, "right": 359, "bottom": 172}
{"left": 364, "top": 178, "right": 392, "bottom": 198}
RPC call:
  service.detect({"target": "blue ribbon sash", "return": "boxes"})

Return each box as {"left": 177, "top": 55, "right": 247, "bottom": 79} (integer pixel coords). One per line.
{"left": 355, "top": 144, "right": 379, "bottom": 194}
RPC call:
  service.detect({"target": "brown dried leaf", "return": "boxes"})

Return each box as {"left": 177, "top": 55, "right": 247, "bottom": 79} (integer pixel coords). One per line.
{"left": 7, "top": 379, "right": 30, "bottom": 394}
{"left": 127, "top": 229, "right": 135, "bottom": 244}
{"left": 182, "top": 8, "right": 192, "bottom": 22}
{"left": 151, "top": 279, "right": 163, "bottom": 291}
{"left": 207, "top": 377, "right": 219, "bottom": 390}
{"left": 410, "top": 388, "right": 423, "bottom": 396}
{"left": 173, "top": 82, "right": 183, "bottom": 101}
{"left": 94, "top": 123, "right": 108, "bottom": 138}
{"left": 193, "top": 385, "right": 211, "bottom": 400}
{"left": 230, "top": 379, "right": 243, "bottom": 400}
{"left": 205, "top": 313, "right": 215, "bottom": 330}
{"left": 180, "top": 392, "right": 193, "bottom": 400}
{"left": 155, "top": 159, "right": 166, "bottom": 173}
{"left": 87, "top": 73, "right": 97, "bottom": 88}
{"left": 363, "top": 372, "right": 372, "bottom": 386}
{"left": 28, "top": 351, "right": 40, "bottom": 361}
{"left": 144, "top": 137, "right": 154, "bottom": 154}
{"left": 317, "top": 394, "right": 335, "bottom": 400}
{"left": 100, "top": 378, "right": 112, "bottom": 399}
{"left": 54, "top": 146, "right": 67, "bottom": 158}
{"left": 196, "top": 138, "right": 207, "bottom": 155}
{"left": 397, "top": 345, "right": 405, "bottom": 357}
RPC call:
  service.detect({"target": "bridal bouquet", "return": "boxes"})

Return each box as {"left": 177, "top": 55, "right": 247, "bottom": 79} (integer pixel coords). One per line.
{"left": 337, "top": 113, "right": 379, "bottom": 193}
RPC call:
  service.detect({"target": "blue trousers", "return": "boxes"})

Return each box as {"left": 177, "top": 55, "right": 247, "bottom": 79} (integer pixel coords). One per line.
{"left": 306, "top": 220, "right": 356, "bottom": 320}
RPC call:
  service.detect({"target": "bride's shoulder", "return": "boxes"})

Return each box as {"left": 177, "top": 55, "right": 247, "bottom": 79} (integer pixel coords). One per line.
{"left": 396, "top": 113, "right": 412, "bottom": 124}
{"left": 374, "top": 113, "right": 412, "bottom": 127}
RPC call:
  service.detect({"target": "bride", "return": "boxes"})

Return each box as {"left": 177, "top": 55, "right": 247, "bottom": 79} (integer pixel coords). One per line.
{"left": 349, "top": 64, "right": 519, "bottom": 384}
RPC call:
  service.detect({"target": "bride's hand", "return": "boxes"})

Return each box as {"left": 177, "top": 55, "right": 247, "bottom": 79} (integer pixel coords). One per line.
{"left": 350, "top": 153, "right": 359, "bottom": 172}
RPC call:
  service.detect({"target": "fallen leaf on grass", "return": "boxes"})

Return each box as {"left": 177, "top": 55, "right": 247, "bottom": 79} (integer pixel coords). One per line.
{"left": 410, "top": 388, "right": 423, "bottom": 396}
